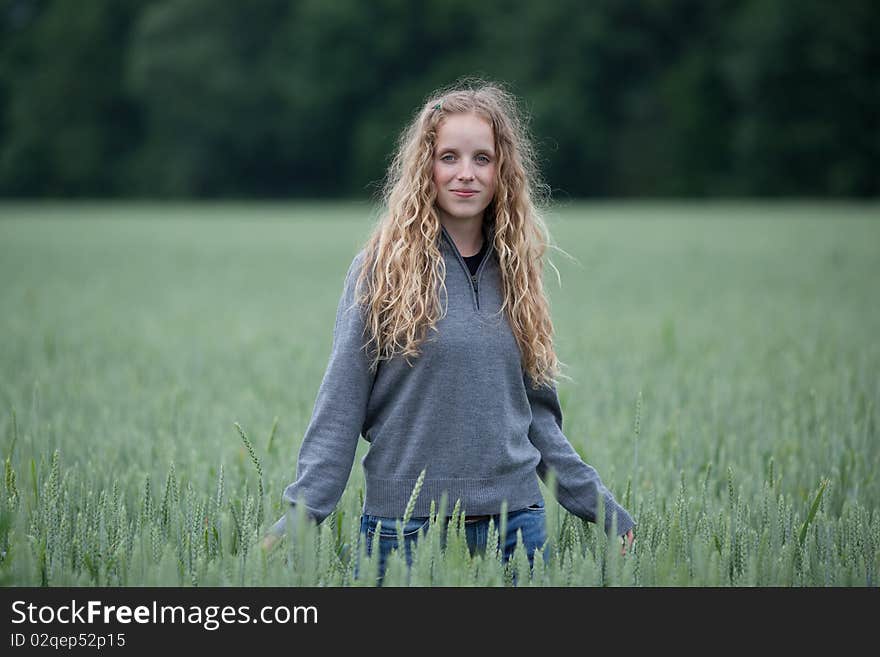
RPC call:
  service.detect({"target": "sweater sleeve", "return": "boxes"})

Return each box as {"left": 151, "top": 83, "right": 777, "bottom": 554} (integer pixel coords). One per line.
{"left": 524, "top": 372, "right": 635, "bottom": 538}
{"left": 268, "top": 252, "right": 375, "bottom": 536}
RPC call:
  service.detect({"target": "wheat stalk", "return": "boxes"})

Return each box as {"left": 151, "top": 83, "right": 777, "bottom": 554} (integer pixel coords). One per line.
{"left": 234, "top": 422, "right": 264, "bottom": 529}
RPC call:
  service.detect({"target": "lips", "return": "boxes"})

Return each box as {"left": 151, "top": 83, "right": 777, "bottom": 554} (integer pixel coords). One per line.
{"left": 451, "top": 190, "right": 478, "bottom": 197}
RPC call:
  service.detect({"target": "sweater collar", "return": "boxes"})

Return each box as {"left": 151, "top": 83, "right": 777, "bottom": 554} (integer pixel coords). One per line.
{"left": 438, "top": 221, "right": 495, "bottom": 259}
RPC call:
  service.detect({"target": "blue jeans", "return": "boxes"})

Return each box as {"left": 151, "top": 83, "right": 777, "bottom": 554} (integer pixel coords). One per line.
{"left": 355, "top": 500, "right": 551, "bottom": 585}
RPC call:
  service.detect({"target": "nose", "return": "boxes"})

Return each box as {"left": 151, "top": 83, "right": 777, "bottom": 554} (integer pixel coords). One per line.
{"left": 457, "top": 162, "right": 474, "bottom": 181}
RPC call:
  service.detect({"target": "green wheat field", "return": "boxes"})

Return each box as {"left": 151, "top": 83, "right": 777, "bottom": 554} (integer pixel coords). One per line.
{"left": 1, "top": 201, "right": 877, "bottom": 586}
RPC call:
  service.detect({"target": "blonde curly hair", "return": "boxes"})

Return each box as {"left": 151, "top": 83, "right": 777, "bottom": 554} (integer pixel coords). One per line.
{"left": 354, "top": 78, "right": 568, "bottom": 389}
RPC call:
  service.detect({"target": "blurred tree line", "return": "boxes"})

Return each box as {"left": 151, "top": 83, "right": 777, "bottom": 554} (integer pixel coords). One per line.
{"left": 0, "top": 0, "right": 876, "bottom": 198}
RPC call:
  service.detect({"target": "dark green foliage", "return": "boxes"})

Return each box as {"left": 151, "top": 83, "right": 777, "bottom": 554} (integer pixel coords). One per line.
{"left": 0, "top": 0, "right": 876, "bottom": 197}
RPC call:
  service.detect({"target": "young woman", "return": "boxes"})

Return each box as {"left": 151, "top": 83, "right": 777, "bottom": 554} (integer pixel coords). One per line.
{"left": 264, "top": 79, "right": 635, "bottom": 581}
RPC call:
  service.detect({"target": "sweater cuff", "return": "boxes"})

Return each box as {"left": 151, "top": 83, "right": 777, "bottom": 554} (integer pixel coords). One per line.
{"left": 603, "top": 495, "right": 635, "bottom": 537}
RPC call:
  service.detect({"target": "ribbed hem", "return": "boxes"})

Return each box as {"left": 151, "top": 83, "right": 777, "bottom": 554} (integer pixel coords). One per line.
{"left": 364, "top": 470, "right": 543, "bottom": 519}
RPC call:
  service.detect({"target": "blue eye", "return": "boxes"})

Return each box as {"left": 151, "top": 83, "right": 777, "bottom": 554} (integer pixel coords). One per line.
{"left": 477, "top": 155, "right": 490, "bottom": 164}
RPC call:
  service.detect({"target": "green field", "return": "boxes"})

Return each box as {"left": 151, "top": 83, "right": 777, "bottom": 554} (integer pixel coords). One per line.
{"left": 1, "top": 201, "right": 878, "bottom": 586}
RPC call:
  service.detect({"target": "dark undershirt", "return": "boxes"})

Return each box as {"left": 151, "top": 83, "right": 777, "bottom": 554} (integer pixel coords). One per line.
{"left": 462, "top": 235, "right": 488, "bottom": 277}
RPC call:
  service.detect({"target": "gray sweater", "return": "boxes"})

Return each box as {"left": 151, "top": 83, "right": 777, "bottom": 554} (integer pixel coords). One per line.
{"left": 270, "top": 222, "right": 635, "bottom": 538}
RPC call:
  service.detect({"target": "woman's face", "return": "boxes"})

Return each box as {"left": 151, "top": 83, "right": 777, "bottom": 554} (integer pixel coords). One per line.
{"left": 432, "top": 112, "right": 497, "bottom": 225}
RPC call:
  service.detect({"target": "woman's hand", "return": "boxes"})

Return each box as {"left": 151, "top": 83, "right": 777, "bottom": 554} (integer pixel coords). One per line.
{"left": 261, "top": 532, "right": 282, "bottom": 553}
{"left": 620, "top": 528, "right": 635, "bottom": 556}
